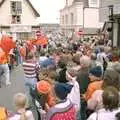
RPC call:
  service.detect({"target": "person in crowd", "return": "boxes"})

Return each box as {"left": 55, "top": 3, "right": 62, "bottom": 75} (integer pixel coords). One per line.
{"left": 36, "top": 80, "right": 55, "bottom": 111}
{"left": 87, "top": 86, "right": 120, "bottom": 120}
{"left": 77, "top": 55, "right": 91, "bottom": 94}
{"left": 19, "top": 43, "right": 26, "bottom": 62}
{"left": 87, "top": 69, "right": 120, "bottom": 111}
{"left": 76, "top": 55, "right": 91, "bottom": 120}
{"left": 84, "top": 66, "right": 103, "bottom": 101}
{"left": 40, "top": 53, "right": 56, "bottom": 69}
{"left": 46, "top": 83, "right": 76, "bottom": 120}
{"left": 9, "top": 93, "right": 34, "bottom": 120}
{"left": 0, "top": 107, "right": 8, "bottom": 119}
{"left": 72, "top": 53, "right": 82, "bottom": 71}
{"left": 97, "top": 47, "right": 109, "bottom": 71}
{"left": 90, "top": 53, "right": 97, "bottom": 69}
{"left": 39, "top": 50, "right": 48, "bottom": 66}
{"left": 66, "top": 67, "right": 80, "bottom": 120}
{"left": 22, "top": 52, "right": 39, "bottom": 119}
{"left": 55, "top": 57, "right": 68, "bottom": 83}
{"left": 0, "top": 47, "right": 11, "bottom": 86}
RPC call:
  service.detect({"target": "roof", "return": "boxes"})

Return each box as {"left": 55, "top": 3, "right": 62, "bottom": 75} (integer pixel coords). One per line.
{"left": 0, "top": 0, "right": 40, "bottom": 17}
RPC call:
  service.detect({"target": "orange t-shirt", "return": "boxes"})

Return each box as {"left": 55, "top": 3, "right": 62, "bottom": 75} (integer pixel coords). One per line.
{"left": 85, "top": 80, "right": 103, "bottom": 101}
{"left": 0, "top": 48, "right": 7, "bottom": 64}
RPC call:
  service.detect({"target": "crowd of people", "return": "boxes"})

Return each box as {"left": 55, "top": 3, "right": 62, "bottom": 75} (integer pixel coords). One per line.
{"left": 0, "top": 32, "right": 120, "bottom": 120}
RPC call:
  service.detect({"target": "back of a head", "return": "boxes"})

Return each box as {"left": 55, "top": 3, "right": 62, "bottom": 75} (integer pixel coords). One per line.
{"left": 40, "top": 50, "right": 46, "bottom": 56}
{"left": 26, "top": 52, "right": 33, "bottom": 60}
{"left": 102, "top": 86, "right": 119, "bottom": 111}
{"left": 14, "top": 93, "right": 27, "bottom": 109}
{"left": 13, "top": 93, "right": 28, "bottom": 120}
{"left": 57, "top": 58, "right": 67, "bottom": 69}
{"left": 80, "top": 55, "right": 91, "bottom": 68}
{"left": 39, "top": 68, "right": 56, "bottom": 81}
{"left": 72, "top": 54, "right": 80, "bottom": 65}
{"left": 103, "top": 70, "right": 120, "bottom": 91}
{"left": 91, "top": 53, "right": 97, "bottom": 60}
{"left": 55, "top": 83, "right": 73, "bottom": 100}
{"left": 113, "top": 62, "right": 120, "bottom": 74}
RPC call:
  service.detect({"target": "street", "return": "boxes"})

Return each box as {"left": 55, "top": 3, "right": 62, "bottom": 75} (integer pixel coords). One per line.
{"left": 0, "top": 65, "right": 25, "bottom": 112}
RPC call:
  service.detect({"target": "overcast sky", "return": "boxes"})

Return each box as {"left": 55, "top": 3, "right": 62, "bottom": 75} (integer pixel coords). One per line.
{"left": 30, "top": 0, "right": 65, "bottom": 23}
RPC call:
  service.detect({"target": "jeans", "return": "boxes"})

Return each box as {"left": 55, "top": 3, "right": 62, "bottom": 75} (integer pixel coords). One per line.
{"left": 0, "top": 64, "right": 10, "bottom": 86}
{"left": 24, "top": 77, "right": 38, "bottom": 120}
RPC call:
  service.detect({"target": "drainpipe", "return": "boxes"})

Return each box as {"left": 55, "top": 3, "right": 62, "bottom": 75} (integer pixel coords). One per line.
{"left": 83, "top": 7, "right": 85, "bottom": 38}
{"left": 108, "top": 5, "right": 114, "bottom": 47}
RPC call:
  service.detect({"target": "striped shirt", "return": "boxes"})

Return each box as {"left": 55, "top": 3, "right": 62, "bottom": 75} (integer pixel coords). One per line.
{"left": 23, "top": 60, "right": 39, "bottom": 78}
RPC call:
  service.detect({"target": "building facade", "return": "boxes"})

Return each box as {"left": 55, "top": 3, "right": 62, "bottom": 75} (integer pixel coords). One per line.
{"left": 60, "top": 0, "right": 102, "bottom": 37}
{"left": 0, "top": 0, "right": 40, "bottom": 40}
{"left": 100, "top": 0, "right": 120, "bottom": 47}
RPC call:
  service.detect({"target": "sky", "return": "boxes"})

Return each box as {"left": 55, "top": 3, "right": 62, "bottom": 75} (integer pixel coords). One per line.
{"left": 30, "top": 0, "right": 65, "bottom": 23}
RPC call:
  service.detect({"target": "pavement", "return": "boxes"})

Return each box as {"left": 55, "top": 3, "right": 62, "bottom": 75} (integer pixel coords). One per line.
{"left": 0, "top": 65, "right": 25, "bottom": 112}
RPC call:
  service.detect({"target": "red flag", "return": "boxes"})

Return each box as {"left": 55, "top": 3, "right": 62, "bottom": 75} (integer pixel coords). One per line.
{"left": 33, "top": 36, "right": 48, "bottom": 46}
{"left": 26, "top": 40, "right": 33, "bottom": 51}
{"left": 0, "top": 35, "right": 16, "bottom": 55}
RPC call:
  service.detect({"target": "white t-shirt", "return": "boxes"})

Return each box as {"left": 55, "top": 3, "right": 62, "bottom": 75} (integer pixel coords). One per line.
{"left": 9, "top": 110, "right": 34, "bottom": 120}
{"left": 87, "top": 108, "right": 120, "bottom": 120}
{"left": 97, "top": 52, "right": 107, "bottom": 64}
{"left": 67, "top": 80, "right": 80, "bottom": 112}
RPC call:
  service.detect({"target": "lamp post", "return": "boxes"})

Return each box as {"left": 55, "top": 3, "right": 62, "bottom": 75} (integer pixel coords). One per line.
{"left": 108, "top": 5, "right": 114, "bottom": 47}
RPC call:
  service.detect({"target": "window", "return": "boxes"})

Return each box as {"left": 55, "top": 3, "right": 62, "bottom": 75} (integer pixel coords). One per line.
{"left": 18, "top": 33, "right": 32, "bottom": 40}
{"left": 11, "top": 15, "right": 21, "bottom": 24}
{"left": 11, "top": 1, "right": 22, "bottom": 14}
{"left": 91, "top": 0, "right": 97, "bottom": 4}
{"left": 89, "top": 0, "right": 99, "bottom": 7}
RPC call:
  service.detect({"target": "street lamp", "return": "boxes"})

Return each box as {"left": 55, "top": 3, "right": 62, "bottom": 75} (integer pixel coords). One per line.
{"left": 107, "top": 5, "right": 114, "bottom": 46}
{"left": 108, "top": 5, "right": 114, "bottom": 21}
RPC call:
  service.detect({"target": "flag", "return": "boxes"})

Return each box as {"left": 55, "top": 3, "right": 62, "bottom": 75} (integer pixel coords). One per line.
{"left": 33, "top": 36, "right": 48, "bottom": 46}
{"left": 0, "top": 35, "right": 16, "bottom": 55}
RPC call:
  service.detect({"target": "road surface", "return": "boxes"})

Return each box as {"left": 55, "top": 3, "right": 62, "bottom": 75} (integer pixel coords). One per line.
{"left": 0, "top": 65, "right": 25, "bottom": 112}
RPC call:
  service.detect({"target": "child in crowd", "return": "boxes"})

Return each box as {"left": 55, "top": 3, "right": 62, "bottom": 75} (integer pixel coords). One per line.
{"left": 84, "top": 66, "right": 103, "bottom": 101}
{"left": 9, "top": 93, "right": 34, "bottom": 120}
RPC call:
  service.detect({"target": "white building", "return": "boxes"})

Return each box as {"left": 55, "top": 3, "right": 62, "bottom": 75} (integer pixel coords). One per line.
{"left": 100, "top": 0, "right": 120, "bottom": 47}
{"left": 0, "top": 0, "right": 40, "bottom": 40}
{"left": 60, "top": 0, "right": 102, "bottom": 36}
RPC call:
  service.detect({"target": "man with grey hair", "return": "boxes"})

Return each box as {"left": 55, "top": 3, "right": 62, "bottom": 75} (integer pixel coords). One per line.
{"left": 76, "top": 55, "right": 91, "bottom": 120}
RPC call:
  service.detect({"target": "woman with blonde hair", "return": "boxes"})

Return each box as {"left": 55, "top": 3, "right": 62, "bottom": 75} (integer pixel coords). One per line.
{"left": 9, "top": 93, "right": 34, "bottom": 120}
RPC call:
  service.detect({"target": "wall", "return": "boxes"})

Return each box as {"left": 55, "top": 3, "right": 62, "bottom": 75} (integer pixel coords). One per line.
{"left": 68, "top": 0, "right": 74, "bottom": 6}
{"left": 60, "top": 1, "right": 103, "bottom": 33}
{"left": 113, "top": 23, "right": 118, "bottom": 47}
{"left": 100, "top": 0, "right": 120, "bottom": 22}
{"left": 0, "top": 0, "right": 38, "bottom": 25}
{"left": 88, "top": 0, "right": 99, "bottom": 8}
{"left": 0, "top": 0, "right": 11, "bottom": 25}
{"left": 21, "top": 0, "right": 38, "bottom": 25}
{"left": 84, "top": 8, "right": 101, "bottom": 28}
{"left": 60, "top": 2, "right": 83, "bottom": 29}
